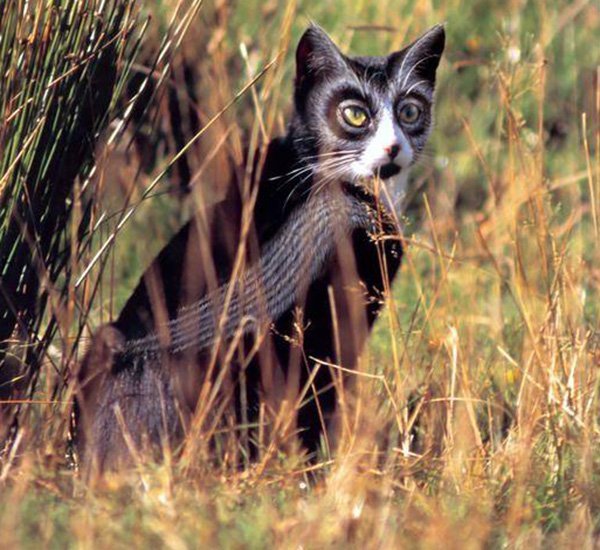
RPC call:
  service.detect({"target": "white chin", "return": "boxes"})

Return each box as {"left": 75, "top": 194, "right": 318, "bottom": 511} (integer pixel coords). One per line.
{"left": 355, "top": 170, "right": 410, "bottom": 216}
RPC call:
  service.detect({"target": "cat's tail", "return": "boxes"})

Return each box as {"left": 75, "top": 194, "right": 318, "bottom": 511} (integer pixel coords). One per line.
{"left": 73, "top": 324, "right": 125, "bottom": 480}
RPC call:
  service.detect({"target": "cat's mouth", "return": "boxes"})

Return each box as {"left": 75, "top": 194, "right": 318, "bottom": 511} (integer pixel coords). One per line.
{"left": 376, "top": 163, "right": 401, "bottom": 180}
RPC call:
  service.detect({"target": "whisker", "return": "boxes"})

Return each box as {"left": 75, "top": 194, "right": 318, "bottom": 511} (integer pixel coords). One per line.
{"left": 282, "top": 169, "right": 317, "bottom": 210}
{"left": 401, "top": 54, "right": 440, "bottom": 89}
{"left": 271, "top": 163, "right": 317, "bottom": 188}
{"left": 403, "top": 79, "right": 428, "bottom": 96}
{"left": 302, "top": 150, "right": 360, "bottom": 161}
{"left": 275, "top": 148, "right": 362, "bottom": 207}
{"left": 271, "top": 150, "right": 359, "bottom": 185}
{"left": 308, "top": 162, "right": 357, "bottom": 199}
{"left": 276, "top": 164, "right": 315, "bottom": 180}
{"left": 397, "top": 29, "right": 434, "bottom": 82}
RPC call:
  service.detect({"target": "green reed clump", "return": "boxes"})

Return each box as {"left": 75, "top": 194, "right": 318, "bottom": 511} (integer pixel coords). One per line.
{"left": 0, "top": 0, "right": 144, "bottom": 445}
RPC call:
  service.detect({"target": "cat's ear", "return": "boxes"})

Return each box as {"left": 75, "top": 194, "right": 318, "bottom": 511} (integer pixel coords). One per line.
{"left": 295, "top": 25, "right": 346, "bottom": 87}
{"left": 389, "top": 24, "right": 445, "bottom": 83}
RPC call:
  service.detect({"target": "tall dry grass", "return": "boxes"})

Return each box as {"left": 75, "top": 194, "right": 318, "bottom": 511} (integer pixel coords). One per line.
{"left": 0, "top": 0, "right": 147, "bottom": 451}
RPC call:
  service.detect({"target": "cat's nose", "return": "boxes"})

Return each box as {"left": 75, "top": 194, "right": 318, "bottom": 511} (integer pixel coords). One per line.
{"left": 385, "top": 144, "right": 400, "bottom": 160}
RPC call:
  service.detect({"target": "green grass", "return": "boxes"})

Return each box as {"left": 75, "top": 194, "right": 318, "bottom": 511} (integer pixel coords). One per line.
{"left": 1, "top": 0, "right": 600, "bottom": 547}
{"left": 0, "top": 0, "right": 146, "bottom": 445}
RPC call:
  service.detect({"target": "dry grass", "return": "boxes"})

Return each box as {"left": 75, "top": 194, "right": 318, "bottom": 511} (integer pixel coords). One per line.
{"left": 1, "top": 0, "right": 599, "bottom": 547}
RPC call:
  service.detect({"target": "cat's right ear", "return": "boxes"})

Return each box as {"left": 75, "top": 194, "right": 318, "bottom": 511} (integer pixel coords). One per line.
{"left": 389, "top": 24, "right": 445, "bottom": 84}
{"left": 295, "top": 25, "right": 346, "bottom": 88}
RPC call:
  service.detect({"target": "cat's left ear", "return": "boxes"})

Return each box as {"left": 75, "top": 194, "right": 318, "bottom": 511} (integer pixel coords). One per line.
{"left": 295, "top": 25, "right": 347, "bottom": 88}
{"left": 389, "top": 24, "right": 445, "bottom": 83}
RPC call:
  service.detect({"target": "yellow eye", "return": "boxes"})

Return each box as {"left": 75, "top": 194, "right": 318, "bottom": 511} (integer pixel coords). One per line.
{"left": 399, "top": 102, "right": 422, "bottom": 124}
{"left": 341, "top": 105, "right": 369, "bottom": 128}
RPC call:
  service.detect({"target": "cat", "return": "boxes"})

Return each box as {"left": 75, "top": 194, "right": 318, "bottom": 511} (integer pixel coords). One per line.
{"left": 75, "top": 23, "right": 445, "bottom": 475}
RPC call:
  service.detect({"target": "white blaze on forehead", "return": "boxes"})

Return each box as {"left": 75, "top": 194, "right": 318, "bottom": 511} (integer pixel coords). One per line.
{"left": 354, "top": 99, "right": 413, "bottom": 175}
{"left": 345, "top": 99, "right": 414, "bottom": 218}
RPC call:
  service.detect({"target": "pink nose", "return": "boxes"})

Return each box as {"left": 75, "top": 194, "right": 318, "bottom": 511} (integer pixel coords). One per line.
{"left": 384, "top": 144, "right": 400, "bottom": 159}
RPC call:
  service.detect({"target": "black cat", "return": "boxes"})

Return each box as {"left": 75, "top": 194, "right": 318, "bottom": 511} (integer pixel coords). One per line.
{"left": 75, "top": 24, "right": 445, "bottom": 474}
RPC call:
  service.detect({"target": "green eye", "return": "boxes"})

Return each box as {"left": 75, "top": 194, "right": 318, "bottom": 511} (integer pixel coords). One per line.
{"left": 341, "top": 104, "right": 369, "bottom": 128}
{"left": 399, "top": 102, "right": 422, "bottom": 124}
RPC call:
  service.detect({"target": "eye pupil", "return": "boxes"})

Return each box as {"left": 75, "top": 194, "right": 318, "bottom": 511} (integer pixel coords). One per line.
{"left": 341, "top": 104, "right": 368, "bottom": 128}
{"left": 400, "top": 103, "right": 421, "bottom": 124}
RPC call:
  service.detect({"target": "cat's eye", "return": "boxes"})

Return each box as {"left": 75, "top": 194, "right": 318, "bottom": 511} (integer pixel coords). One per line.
{"left": 340, "top": 104, "right": 369, "bottom": 129}
{"left": 398, "top": 102, "right": 422, "bottom": 124}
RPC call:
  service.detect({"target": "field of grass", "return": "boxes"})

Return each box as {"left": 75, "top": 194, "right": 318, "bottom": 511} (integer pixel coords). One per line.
{"left": 1, "top": 0, "right": 599, "bottom": 547}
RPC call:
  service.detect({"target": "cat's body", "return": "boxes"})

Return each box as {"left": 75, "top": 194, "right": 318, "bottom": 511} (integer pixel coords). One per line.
{"left": 75, "top": 24, "right": 445, "bottom": 474}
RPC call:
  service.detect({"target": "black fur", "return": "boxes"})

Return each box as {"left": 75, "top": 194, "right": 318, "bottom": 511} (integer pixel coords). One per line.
{"left": 75, "top": 24, "right": 444, "bottom": 473}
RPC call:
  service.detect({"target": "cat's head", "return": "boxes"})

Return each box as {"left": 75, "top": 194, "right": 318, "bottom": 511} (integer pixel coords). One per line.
{"left": 290, "top": 24, "right": 445, "bottom": 208}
